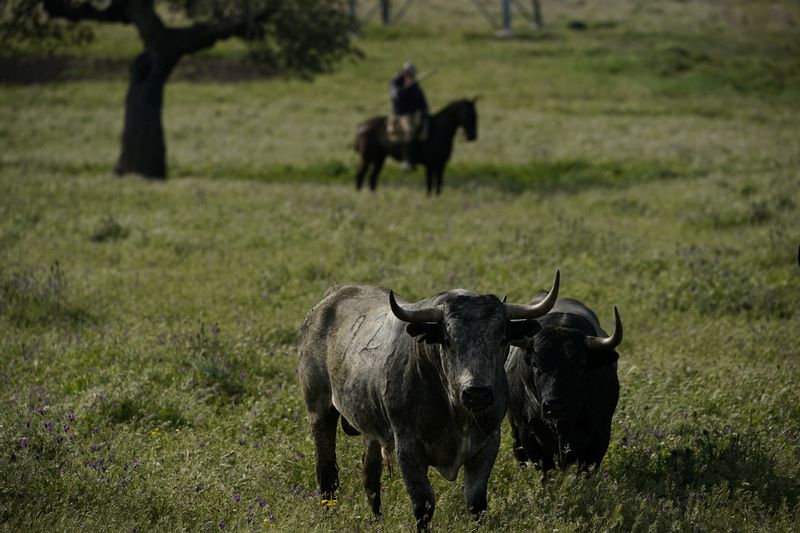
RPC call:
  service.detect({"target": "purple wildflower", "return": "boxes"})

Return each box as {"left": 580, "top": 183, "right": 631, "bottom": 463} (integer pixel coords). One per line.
{"left": 218, "top": 519, "right": 225, "bottom": 529}
{"left": 233, "top": 494, "right": 241, "bottom": 503}
{"left": 256, "top": 497, "right": 266, "bottom": 508}
{"left": 195, "top": 484, "right": 202, "bottom": 493}
{"left": 68, "top": 413, "right": 76, "bottom": 422}
{"left": 20, "top": 438, "right": 29, "bottom": 447}
{"left": 64, "top": 424, "right": 70, "bottom": 432}
{"left": 210, "top": 323, "right": 220, "bottom": 335}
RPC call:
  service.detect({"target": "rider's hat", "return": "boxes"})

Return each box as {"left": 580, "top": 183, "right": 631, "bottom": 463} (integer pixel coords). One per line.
{"left": 402, "top": 61, "right": 416, "bottom": 76}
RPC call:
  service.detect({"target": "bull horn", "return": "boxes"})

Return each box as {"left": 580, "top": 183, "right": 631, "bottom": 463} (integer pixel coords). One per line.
{"left": 585, "top": 306, "right": 623, "bottom": 350}
{"left": 504, "top": 270, "right": 560, "bottom": 320}
{"left": 389, "top": 291, "right": 444, "bottom": 323}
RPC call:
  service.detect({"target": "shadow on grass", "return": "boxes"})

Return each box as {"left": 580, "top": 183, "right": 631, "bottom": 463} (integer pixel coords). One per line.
{"left": 0, "top": 262, "right": 94, "bottom": 328}
{"left": 1, "top": 155, "right": 700, "bottom": 195}
{"left": 0, "top": 55, "right": 277, "bottom": 85}
{"left": 618, "top": 423, "right": 800, "bottom": 512}
{"left": 443, "top": 159, "right": 700, "bottom": 194}
{"left": 174, "top": 158, "right": 701, "bottom": 195}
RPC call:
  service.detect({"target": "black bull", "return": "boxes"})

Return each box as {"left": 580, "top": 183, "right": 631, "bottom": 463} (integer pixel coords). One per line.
{"left": 353, "top": 98, "right": 478, "bottom": 195}
{"left": 297, "top": 273, "right": 559, "bottom": 530}
{"left": 505, "top": 293, "right": 623, "bottom": 473}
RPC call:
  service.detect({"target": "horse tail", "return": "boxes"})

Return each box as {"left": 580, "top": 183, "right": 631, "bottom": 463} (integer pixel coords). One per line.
{"left": 354, "top": 122, "right": 370, "bottom": 153}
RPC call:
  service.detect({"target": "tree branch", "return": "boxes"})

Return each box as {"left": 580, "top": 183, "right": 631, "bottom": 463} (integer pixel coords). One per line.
{"left": 43, "top": 0, "right": 130, "bottom": 23}
{"left": 123, "top": 0, "right": 164, "bottom": 46}
{"left": 170, "top": 1, "right": 278, "bottom": 56}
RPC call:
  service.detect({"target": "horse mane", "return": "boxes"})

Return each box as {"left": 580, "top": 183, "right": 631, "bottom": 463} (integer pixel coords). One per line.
{"left": 433, "top": 99, "right": 470, "bottom": 118}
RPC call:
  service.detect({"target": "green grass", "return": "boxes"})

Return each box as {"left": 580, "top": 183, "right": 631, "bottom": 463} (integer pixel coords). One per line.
{"left": 2, "top": 0, "right": 800, "bottom": 531}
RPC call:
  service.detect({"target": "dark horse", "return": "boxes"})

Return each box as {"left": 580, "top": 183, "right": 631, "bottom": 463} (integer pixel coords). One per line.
{"left": 353, "top": 98, "right": 478, "bottom": 195}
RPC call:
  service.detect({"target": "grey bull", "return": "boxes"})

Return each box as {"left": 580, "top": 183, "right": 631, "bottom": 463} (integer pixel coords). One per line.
{"left": 297, "top": 273, "right": 559, "bottom": 530}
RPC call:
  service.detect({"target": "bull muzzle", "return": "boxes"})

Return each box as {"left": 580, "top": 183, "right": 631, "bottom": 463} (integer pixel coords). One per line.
{"left": 461, "top": 386, "right": 494, "bottom": 411}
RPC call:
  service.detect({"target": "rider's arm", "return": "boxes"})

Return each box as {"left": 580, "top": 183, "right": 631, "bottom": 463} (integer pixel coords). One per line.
{"left": 388, "top": 75, "right": 403, "bottom": 101}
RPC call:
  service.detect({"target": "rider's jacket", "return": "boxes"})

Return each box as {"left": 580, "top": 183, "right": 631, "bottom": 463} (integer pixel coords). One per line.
{"left": 389, "top": 74, "right": 429, "bottom": 115}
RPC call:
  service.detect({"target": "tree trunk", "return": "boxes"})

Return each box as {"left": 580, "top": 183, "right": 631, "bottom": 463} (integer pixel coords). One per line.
{"left": 114, "top": 50, "right": 171, "bottom": 179}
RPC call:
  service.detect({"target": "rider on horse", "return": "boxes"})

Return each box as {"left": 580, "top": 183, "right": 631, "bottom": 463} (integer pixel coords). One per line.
{"left": 388, "top": 61, "right": 428, "bottom": 170}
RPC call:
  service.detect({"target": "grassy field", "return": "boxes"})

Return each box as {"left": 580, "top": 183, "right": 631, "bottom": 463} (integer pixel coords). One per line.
{"left": 2, "top": 0, "right": 800, "bottom": 531}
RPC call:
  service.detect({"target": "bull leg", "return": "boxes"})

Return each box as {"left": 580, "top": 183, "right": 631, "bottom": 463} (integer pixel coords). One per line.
{"left": 362, "top": 438, "right": 383, "bottom": 516}
{"left": 435, "top": 166, "right": 445, "bottom": 195}
{"left": 355, "top": 160, "right": 370, "bottom": 190}
{"left": 510, "top": 422, "right": 530, "bottom": 464}
{"left": 577, "top": 428, "right": 611, "bottom": 474}
{"left": 516, "top": 427, "right": 554, "bottom": 474}
{"left": 368, "top": 156, "right": 386, "bottom": 191}
{"left": 310, "top": 406, "right": 340, "bottom": 500}
{"left": 463, "top": 429, "right": 500, "bottom": 519}
{"left": 396, "top": 443, "right": 435, "bottom": 531}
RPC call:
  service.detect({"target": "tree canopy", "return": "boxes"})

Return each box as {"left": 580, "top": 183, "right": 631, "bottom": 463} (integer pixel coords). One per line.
{"left": 3, "top": 1, "right": 357, "bottom": 73}
{"left": 1, "top": 0, "right": 358, "bottom": 178}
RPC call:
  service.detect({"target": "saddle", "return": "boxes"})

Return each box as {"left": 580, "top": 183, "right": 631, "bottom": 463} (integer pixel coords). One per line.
{"left": 386, "top": 111, "right": 428, "bottom": 144}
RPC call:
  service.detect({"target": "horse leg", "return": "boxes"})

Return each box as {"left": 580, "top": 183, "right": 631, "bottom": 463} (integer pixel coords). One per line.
{"left": 369, "top": 156, "right": 386, "bottom": 191}
{"left": 425, "top": 166, "right": 434, "bottom": 196}
{"left": 435, "top": 165, "right": 445, "bottom": 195}
{"left": 355, "top": 159, "right": 370, "bottom": 191}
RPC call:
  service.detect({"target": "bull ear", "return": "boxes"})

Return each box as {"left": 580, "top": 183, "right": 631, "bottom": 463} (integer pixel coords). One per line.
{"left": 507, "top": 320, "right": 541, "bottom": 347}
{"left": 406, "top": 323, "right": 446, "bottom": 345}
{"left": 587, "top": 349, "right": 619, "bottom": 369}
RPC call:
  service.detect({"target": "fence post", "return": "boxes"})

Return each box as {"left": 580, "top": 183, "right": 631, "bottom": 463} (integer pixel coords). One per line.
{"left": 381, "top": 0, "right": 391, "bottom": 25}
{"left": 532, "top": 0, "right": 543, "bottom": 28}
{"left": 498, "top": 0, "right": 512, "bottom": 37}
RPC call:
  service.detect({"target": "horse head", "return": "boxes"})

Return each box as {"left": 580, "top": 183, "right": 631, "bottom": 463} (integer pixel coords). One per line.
{"left": 459, "top": 98, "right": 478, "bottom": 141}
